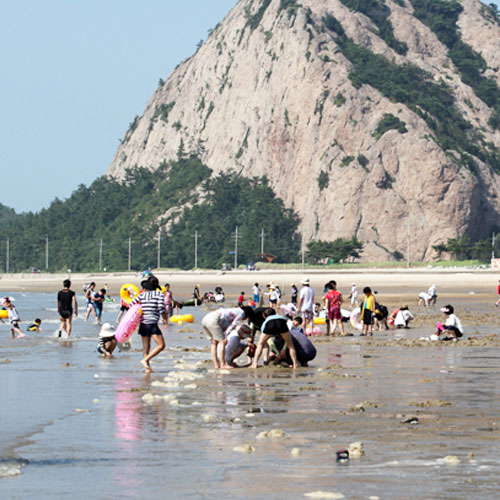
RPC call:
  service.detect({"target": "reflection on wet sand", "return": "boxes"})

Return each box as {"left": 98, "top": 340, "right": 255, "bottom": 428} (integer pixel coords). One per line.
{"left": 2, "top": 288, "right": 500, "bottom": 498}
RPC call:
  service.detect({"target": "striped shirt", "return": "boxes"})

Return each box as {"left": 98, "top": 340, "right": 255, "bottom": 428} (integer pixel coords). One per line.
{"left": 132, "top": 290, "right": 166, "bottom": 324}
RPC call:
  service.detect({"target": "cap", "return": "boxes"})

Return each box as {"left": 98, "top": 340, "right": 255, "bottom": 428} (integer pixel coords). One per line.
{"left": 440, "top": 305, "right": 454, "bottom": 314}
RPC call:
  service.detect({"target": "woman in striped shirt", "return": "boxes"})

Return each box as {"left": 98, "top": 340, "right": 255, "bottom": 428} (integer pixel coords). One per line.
{"left": 132, "top": 277, "right": 168, "bottom": 372}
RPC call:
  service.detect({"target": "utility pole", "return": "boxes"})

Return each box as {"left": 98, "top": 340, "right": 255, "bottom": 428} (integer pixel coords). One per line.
{"left": 128, "top": 237, "right": 132, "bottom": 271}
{"left": 233, "top": 226, "right": 240, "bottom": 269}
{"left": 260, "top": 228, "right": 265, "bottom": 255}
{"left": 407, "top": 219, "right": 410, "bottom": 268}
{"left": 301, "top": 234, "right": 305, "bottom": 269}
{"left": 45, "top": 236, "right": 49, "bottom": 271}
{"left": 99, "top": 239, "right": 103, "bottom": 272}
{"left": 6, "top": 238, "right": 9, "bottom": 273}
{"left": 157, "top": 232, "right": 161, "bottom": 269}
{"left": 193, "top": 231, "right": 199, "bottom": 269}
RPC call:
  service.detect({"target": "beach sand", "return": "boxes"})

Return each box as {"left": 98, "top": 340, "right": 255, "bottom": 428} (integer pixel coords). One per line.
{"left": 1, "top": 269, "right": 500, "bottom": 498}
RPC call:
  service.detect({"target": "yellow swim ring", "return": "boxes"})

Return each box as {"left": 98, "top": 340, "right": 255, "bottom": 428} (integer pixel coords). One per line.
{"left": 313, "top": 317, "right": 326, "bottom": 325}
{"left": 170, "top": 314, "right": 194, "bottom": 325}
{"left": 120, "top": 283, "right": 140, "bottom": 304}
{"left": 0, "top": 309, "right": 8, "bottom": 319}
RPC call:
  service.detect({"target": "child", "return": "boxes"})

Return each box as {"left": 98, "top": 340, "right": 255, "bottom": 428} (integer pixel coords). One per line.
{"left": 394, "top": 306, "right": 414, "bottom": 329}
{"left": 361, "top": 287, "right": 375, "bottom": 336}
{"left": 252, "top": 308, "right": 298, "bottom": 369}
{"left": 350, "top": 283, "right": 359, "bottom": 307}
{"left": 97, "top": 323, "right": 117, "bottom": 357}
{"left": 323, "top": 281, "right": 344, "bottom": 336}
{"left": 225, "top": 324, "right": 253, "bottom": 367}
{"left": 131, "top": 276, "right": 168, "bottom": 372}
{"left": 27, "top": 318, "right": 42, "bottom": 332}
{"left": 201, "top": 307, "right": 248, "bottom": 369}
{"left": 2, "top": 298, "right": 25, "bottom": 339}
{"left": 238, "top": 291, "right": 245, "bottom": 307}
{"left": 117, "top": 296, "right": 130, "bottom": 323}
{"left": 291, "top": 316, "right": 304, "bottom": 335}
{"left": 93, "top": 289, "right": 106, "bottom": 325}
{"left": 435, "top": 305, "right": 463, "bottom": 340}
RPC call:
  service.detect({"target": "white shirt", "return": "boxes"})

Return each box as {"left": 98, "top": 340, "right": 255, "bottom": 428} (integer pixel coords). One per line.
{"left": 7, "top": 306, "right": 20, "bottom": 322}
{"left": 299, "top": 286, "right": 315, "bottom": 312}
{"left": 445, "top": 314, "right": 463, "bottom": 334}
{"left": 428, "top": 285, "right": 437, "bottom": 298}
{"left": 394, "top": 309, "right": 414, "bottom": 327}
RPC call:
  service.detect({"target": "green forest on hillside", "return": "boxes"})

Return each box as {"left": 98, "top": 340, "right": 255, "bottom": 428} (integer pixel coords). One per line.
{"left": 0, "top": 157, "right": 303, "bottom": 272}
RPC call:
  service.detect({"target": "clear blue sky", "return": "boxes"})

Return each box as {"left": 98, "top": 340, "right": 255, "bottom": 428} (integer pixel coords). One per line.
{"left": 0, "top": 0, "right": 237, "bottom": 213}
{"left": 1, "top": 0, "right": 498, "bottom": 213}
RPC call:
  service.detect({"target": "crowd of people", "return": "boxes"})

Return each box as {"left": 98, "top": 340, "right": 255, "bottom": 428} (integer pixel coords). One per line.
{"left": 0, "top": 275, "right": 478, "bottom": 372}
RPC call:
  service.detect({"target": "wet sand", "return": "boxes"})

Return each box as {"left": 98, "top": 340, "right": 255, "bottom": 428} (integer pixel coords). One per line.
{"left": 1, "top": 271, "right": 500, "bottom": 498}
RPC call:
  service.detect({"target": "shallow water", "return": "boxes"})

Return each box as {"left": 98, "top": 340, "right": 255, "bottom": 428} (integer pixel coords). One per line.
{"left": 1, "top": 291, "right": 500, "bottom": 499}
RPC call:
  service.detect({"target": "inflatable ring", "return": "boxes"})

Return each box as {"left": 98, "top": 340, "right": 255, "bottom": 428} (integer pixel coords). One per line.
{"left": 115, "top": 303, "right": 142, "bottom": 343}
{"left": 313, "top": 317, "right": 326, "bottom": 325}
{"left": 350, "top": 307, "right": 362, "bottom": 331}
{"left": 170, "top": 314, "right": 194, "bottom": 325}
{"left": 120, "top": 283, "right": 140, "bottom": 304}
{"left": 0, "top": 309, "right": 8, "bottom": 319}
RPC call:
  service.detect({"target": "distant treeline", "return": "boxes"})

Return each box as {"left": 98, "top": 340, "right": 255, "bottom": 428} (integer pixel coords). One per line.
{"left": 0, "top": 157, "right": 305, "bottom": 272}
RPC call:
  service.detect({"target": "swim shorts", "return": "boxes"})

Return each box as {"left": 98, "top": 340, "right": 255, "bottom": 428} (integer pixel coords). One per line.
{"left": 201, "top": 311, "right": 225, "bottom": 341}
{"left": 302, "top": 310, "right": 313, "bottom": 320}
{"left": 262, "top": 318, "right": 289, "bottom": 337}
{"left": 138, "top": 323, "right": 163, "bottom": 337}
{"left": 362, "top": 309, "right": 373, "bottom": 325}
{"left": 59, "top": 309, "right": 72, "bottom": 319}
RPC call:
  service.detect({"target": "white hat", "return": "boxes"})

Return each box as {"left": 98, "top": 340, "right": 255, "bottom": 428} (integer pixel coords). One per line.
{"left": 301, "top": 278, "right": 310, "bottom": 285}
{"left": 100, "top": 323, "right": 115, "bottom": 335}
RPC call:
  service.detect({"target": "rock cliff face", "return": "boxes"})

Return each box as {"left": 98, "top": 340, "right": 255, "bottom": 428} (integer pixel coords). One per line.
{"left": 107, "top": 0, "right": 500, "bottom": 261}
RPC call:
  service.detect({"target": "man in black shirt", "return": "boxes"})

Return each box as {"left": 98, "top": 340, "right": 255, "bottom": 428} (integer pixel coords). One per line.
{"left": 57, "top": 279, "right": 78, "bottom": 337}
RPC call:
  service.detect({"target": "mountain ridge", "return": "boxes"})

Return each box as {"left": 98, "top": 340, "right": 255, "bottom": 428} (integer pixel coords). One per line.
{"left": 108, "top": 0, "right": 500, "bottom": 261}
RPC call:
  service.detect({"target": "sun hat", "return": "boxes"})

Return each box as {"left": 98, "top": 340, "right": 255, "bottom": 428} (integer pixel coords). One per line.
{"left": 301, "top": 278, "right": 310, "bottom": 285}
{"left": 100, "top": 323, "right": 115, "bottom": 335}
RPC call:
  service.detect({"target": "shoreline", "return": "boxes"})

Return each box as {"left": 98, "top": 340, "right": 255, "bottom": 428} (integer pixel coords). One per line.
{"left": 0, "top": 268, "right": 498, "bottom": 298}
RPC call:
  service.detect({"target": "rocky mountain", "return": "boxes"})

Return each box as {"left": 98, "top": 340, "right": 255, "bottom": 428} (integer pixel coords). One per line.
{"left": 107, "top": 0, "right": 500, "bottom": 261}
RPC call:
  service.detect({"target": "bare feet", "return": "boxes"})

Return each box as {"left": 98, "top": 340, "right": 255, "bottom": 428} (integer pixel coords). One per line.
{"left": 140, "top": 359, "right": 154, "bottom": 372}
{"left": 17, "top": 333, "right": 26, "bottom": 339}
{"left": 221, "top": 364, "right": 234, "bottom": 370}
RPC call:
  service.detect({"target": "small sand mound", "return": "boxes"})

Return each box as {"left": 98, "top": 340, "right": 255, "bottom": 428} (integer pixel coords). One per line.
{"left": 304, "top": 491, "right": 345, "bottom": 499}
{"left": 257, "top": 429, "right": 285, "bottom": 439}
{"left": 233, "top": 444, "right": 255, "bottom": 453}
{"left": 444, "top": 455, "right": 460, "bottom": 465}
{"left": 348, "top": 441, "right": 364, "bottom": 458}
{"left": 409, "top": 399, "right": 451, "bottom": 407}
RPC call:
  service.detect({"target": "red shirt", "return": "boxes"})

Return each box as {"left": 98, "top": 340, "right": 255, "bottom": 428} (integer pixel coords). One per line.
{"left": 238, "top": 295, "right": 244, "bottom": 305}
{"left": 324, "top": 290, "right": 341, "bottom": 310}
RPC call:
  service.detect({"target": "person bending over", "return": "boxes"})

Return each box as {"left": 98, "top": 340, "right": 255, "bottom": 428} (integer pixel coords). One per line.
{"left": 252, "top": 308, "right": 298, "bottom": 369}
